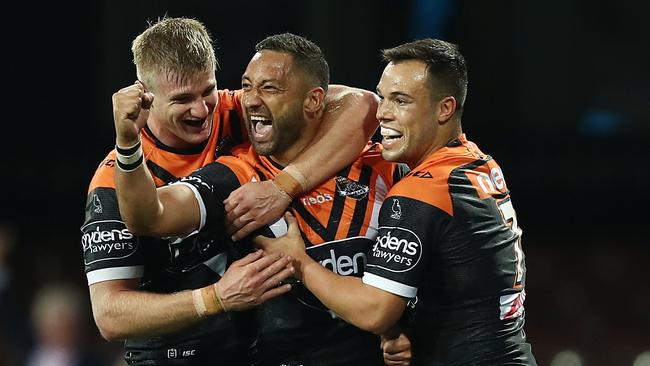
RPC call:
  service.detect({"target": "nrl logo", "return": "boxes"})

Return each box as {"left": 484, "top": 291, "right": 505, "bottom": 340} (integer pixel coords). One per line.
{"left": 335, "top": 176, "right": 369, "bottom": 200}
{"left": 92, "top": 194, "right": 103, "bottom": 214}
{"left": 390, "top": 199, "right": 402, "bottom": 220}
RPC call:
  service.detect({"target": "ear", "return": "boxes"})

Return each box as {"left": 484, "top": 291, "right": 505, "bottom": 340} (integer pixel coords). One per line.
{"left": 303, "top": 87, "right": 326, "bottom": 113}
{"left": 437, "top": 96, "right": 457, "bottom": 124}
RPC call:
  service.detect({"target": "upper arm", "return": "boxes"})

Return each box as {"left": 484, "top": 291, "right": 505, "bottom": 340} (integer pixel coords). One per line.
{"left": 364, "top": 284, "right": 408, "bottom": 334}
{"left": 151, "top": 183, "right": 202, "bottom": 237}
{"left": 322, "top": 85, "right": 379, "bottom": 140}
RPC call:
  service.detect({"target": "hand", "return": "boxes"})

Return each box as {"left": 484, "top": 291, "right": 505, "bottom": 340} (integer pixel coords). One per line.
{"left": 381, "top": 331, "right": 412, "bottom": 366}
{"left": 215, "top": 250, "right": 294, "bottom": 311}
{"left": 112, "top": 80, "right": 154, "bottom": 146}
{"left": 253, "top": 212, "right": 309, "bottom": 280}
{"left": 224, "top": 180, "right": 291, "bottom": 241}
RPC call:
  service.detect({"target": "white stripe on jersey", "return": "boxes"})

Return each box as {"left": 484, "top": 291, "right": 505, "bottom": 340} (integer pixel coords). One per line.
{"left": 87, "top": 265, "right": 144, "bottom": 285}
{"left": 362, "top": 271, "right": 417, "bottom": 298}
{"left": 366, "top": 175, "right": 388, "bottom": 240}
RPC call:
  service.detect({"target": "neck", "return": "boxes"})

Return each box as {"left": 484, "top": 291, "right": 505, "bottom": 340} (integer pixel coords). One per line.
{"left": 411, "top": 124, "right": 463, "bottom": 169}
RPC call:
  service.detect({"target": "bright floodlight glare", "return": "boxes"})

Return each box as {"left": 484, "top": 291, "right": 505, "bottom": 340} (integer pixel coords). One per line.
{"left": 550, "top": 350, "right": 583, "bottom": 366}
{"left": 633, "top": 351, "right": 650, "bottom": 366}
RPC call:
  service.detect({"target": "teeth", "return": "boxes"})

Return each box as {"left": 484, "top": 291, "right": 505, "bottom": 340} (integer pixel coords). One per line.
{"left": 250, "top": 115, "right": 271, "bottom": 124}
{"left": 380, "top": 127, "right": 402, "bottom": 138}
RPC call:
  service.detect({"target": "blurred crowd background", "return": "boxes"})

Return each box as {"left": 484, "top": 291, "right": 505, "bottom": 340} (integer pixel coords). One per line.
{"left": 2, "top": 0, "right": 648, "bottom": 365}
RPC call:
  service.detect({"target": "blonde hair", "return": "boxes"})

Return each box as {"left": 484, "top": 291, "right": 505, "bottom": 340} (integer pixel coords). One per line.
{"left": 132, "top": 17, "right": 217, "bottom": 89}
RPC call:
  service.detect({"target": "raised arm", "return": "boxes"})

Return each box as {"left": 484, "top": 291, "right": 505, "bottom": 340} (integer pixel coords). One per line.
{"left": 112, "top": 81, "right": 199, "bottom": 237}
{"left": 225, "top": 86, "right": 379, "bottom": 240}
{"left": 254, "top": 213, "right": 407, "bottom": 334}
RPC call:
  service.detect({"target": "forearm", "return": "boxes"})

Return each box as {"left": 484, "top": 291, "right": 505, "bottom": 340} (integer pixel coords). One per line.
{"left": 115, "top": 155, "right": 163, "bottom": 235}
{"left": 90, "top": 282, "right": 200, "bottom": 340}
{"left": 286, "top": 87, "right": 379, "bottom": 192}
{"left": 114, "top": 141, "right": 200, "bottom": 237}
{"left": 298, "top": 254, "right": 404, "bottom": 334}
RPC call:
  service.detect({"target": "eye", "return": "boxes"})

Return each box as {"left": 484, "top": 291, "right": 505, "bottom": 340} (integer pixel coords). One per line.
{"left": 202, "top": 85, "right": 215, "bottom": 97}
{"left": 171, "top": 96, "right": 192, "bottom": 104}
{"left": 395, "top": 98, "right": 408, "bottom": 106}
{"left": 262, "top": 85, "right": 279, "bottom": 93}
{"left": 241, "top": 82, "right": 252, "bottom": 91}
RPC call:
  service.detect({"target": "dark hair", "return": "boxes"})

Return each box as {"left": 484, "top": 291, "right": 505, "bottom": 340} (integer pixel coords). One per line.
{"left": 382, "top": 39, "right": 468, "bottom": 113}
{"left": 255, "top": 33, "right": 329, "bottom": 92}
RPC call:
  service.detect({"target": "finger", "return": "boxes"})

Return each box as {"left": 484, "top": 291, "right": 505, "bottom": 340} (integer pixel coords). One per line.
{"left": 227, "top": 214, "right": 254, "bottom": 237}
{"left": 249, "top": 252, "right": 284, "bottom": 270}
{"left": 231, "top": 220, "right": 264, "bottom": 241}
{"left": 383, "top": 352, "right": 410, "bottom": 364}
{"left": 258, "top": 255, "right": 292, "bottom": 282}
{"left": 262, "top": 266, "right": 295, "bottom": 290}
{"left": 225, "top": 203, "right": 244, "bottom": 223}
{"left": 231, "top": 249, "right": 264, "bottom": 267}
{"left": 224, "top": 192, "right": 244, "bottom": 212}
{"left": 223, "top": 187, "right": 244, "bottom": 206}
{"left": 141, "top": 92, "right": 154, "bottom": 109}
{"left": 383, "top": 339, "right": 409, "bottom": 354}
{"left": 384, "top": 360, "right": 409, "bottom": 366}
{"left": 284, "top": 212, "right": 300, "bottom": 236}
{"left": 259, "top": 284, "right": 292, "bottom": 302}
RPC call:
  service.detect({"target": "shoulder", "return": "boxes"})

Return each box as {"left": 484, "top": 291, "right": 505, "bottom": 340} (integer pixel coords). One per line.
{"left": 87, "top": 150, "right": 117, "bottom": 192}
{"left": 388, "top": 145, "right": 478, "bottom": 215}
{"left": 217, "top": 89, "right": 243, "bottom": 110}
{"left": 196, "top": 153, "right": 257, "bottom": 186}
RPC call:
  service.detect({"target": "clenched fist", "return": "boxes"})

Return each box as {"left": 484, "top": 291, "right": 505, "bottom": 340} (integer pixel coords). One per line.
{"left": 112, "top": 80, "right": 154, "bottom": 146}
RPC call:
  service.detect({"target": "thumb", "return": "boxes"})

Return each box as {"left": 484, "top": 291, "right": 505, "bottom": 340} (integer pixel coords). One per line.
{"left": 142, "top": 92, "right": 154, "bottom": 110}
{"left": 284, "top": 211, "right": 299, "bottom": 233}
{"left": 134, "top": 92, "right": 153, "bottom": 128}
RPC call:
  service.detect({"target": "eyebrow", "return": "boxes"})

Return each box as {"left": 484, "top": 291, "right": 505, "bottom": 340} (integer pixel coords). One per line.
{"left": 241, "top": 75, "right": 279, "bottom": 85}
{"left": 378, "top": 89, "right": 413, "bottom": 99}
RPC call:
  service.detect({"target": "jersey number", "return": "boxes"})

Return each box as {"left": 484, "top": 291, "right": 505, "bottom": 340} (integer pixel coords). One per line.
{"left": 497, "top": 198, "right": 524, "bottom": 288}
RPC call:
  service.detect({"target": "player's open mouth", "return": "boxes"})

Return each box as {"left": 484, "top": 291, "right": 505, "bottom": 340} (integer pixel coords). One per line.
{"left": 250, "top": 115, "right": 273, "bottom": 139}
{"left": 381, "top": 127, "right": 403, "bottom": 141}
{"left": 183, "top": 119, "right": 207, "bottom": 128}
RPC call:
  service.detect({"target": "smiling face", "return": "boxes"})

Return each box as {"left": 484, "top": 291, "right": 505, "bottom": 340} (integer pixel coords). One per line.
{"left": 146, "top": 70, "right": 218, "bottom": 149}
{"left": 376, "top": 60, "right": 441, "bottom": 168}
{"left": 241, "top": 50, "right": 310, "bottom": 160}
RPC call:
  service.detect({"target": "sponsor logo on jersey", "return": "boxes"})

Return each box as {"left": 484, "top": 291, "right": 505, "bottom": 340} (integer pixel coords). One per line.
{"left": 178, "top": 175, "right": 213, "bottom": 192}
{"left": 390, "top": 199, "right": 402, "bottom": 220}
{"left": 301, "top": 192, "right": 333, "bottom": 206}
{"left": 406, "top": 170, "right": 433, "bottom": 179}
{"left": 335, "top": 176, "right": 369, "bottom": 200}
{"left": 81, "top": 220, "right": 137, "bottom": 264}
{"left": 308, "top": 237, "right": 372, "bottom": 276}
{"left": 370, "top": 226, "right": 422, "bottom": 272}
{"left": 92, "top": 194, "right": 103, "bottom": 214}
{"left": 319, "top": 249, "right": 367, "bottom": 276}
{"left": 101, "top": 158, "right": 115, "bottom": 168}
{"left": 476, "top": 166, "right": 507, "bottom": 194}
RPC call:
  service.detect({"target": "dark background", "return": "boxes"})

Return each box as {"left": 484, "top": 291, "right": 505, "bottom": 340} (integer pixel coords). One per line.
{"left": 2, "top": 0, "right": 649, "bottom": 365}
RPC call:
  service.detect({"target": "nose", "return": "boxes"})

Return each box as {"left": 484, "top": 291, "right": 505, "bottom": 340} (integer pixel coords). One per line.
{"left": 243, "top": 88, "right": 262, "bottom": 109}
{"left": 376, "top": 98, "right": 393, "bottom": 122}
{"left": 191, "top": 98, "right": 211, "bottom": 119}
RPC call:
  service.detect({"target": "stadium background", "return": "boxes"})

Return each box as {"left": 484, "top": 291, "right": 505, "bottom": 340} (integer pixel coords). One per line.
{"left": 1, "top": 0, "right": 648, "bottom": 365}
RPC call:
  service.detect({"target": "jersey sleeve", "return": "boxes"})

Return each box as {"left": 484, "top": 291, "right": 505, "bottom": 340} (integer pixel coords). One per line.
{"left": 362, "top": 180, "right": 451, "bottom": 298}
{"left": 81, "top": 159, "right": 146, "bottom": 285}
{"left": 172, "top": 156, "right": 258, "bottom": 235}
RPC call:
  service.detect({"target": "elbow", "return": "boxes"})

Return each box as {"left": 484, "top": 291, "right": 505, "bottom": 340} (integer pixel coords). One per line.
{"left": 93, "top": 308, "right": 126, "bottom": 341}
{"left": 123, "top": 221, "right": 151, "bottom": 236}
{"left": 358, "top": 313, "right": 396, "bottom": 335}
